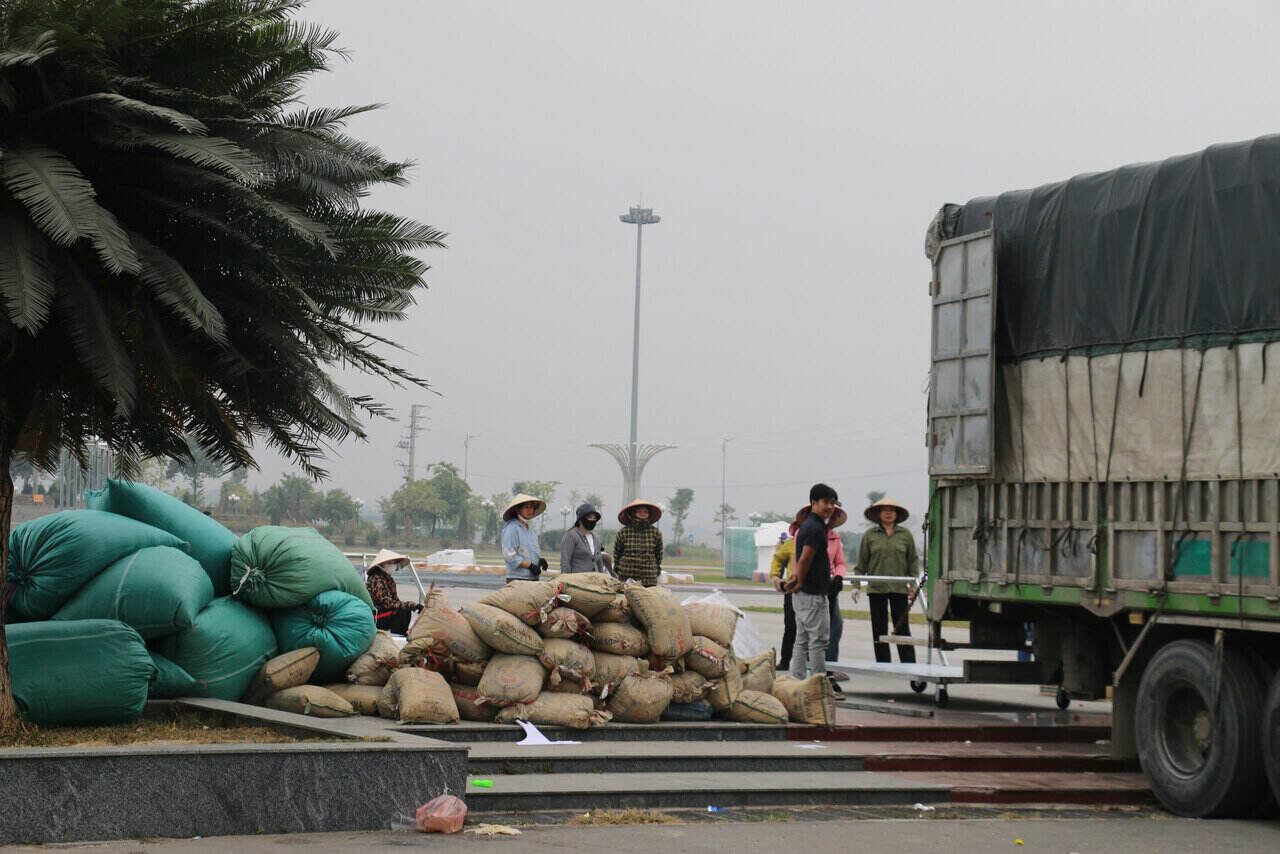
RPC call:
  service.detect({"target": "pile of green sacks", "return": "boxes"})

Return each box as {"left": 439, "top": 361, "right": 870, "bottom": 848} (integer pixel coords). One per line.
{"left": 4, "top": 479, "right": 376, "bottom": 725}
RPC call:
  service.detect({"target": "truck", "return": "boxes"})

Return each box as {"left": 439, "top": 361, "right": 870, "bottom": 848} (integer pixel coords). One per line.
{"left": 923, "top": 134, "right": 1280, "bottom": 818}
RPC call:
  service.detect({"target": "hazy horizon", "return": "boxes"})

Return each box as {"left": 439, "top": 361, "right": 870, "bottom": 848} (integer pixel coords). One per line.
{"left": 215, "top": 0, "right": 1280, "bottom": 543}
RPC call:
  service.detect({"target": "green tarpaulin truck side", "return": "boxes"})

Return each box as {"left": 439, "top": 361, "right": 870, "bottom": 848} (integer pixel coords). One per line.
{"left": 925, "top": 135, "right": 1280, "bottom": 817}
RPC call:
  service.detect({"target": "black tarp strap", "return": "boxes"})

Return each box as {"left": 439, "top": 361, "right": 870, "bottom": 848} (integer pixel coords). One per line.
{"left": 1061, "top": 350, "right": 1075, "bottom": 575}
{"left": 1138, "top": 350, "right": 1150, "bottom": 398}
{"left": 1087, "top": 354, "right": 1101, "bottom": 483}
{"left": 1015, "top": 360, "right": 1030, "bottom": 590}
{"left": 1166, "top": 341, "right": 1207, "bottom": 585}
{"left": 1103, "top": 347, "right": 1126, "bottom": 485}
{"left": 1230, "top": 338, "right": 1251, "bottom": 620}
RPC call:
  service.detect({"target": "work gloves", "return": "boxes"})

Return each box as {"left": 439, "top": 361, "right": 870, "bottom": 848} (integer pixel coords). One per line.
{"left": 829, "top": 576, "right": 844, "bottom": 595}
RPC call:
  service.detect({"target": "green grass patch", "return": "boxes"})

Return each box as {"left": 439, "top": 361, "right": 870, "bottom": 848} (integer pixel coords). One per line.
{"left": 690, "top": 573, "right": 767, "bottom": 586}
{"left": 0, "top": 710, "right": 354, "bottom": 748}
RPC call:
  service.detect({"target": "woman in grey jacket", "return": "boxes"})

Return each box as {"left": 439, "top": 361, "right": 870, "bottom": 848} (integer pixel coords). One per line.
{"left": 560, "top": 504, "right": 611, "bottom": 574}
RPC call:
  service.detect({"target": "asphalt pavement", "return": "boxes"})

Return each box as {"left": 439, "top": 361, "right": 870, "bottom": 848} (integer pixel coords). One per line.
{"left": 16, "top": 816, "right": 1279, "bottom": 853}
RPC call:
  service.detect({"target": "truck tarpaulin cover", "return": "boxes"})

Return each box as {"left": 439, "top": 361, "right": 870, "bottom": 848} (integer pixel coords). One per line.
{"left": 939, "top": 134, "right": 1280, "bottom": 359}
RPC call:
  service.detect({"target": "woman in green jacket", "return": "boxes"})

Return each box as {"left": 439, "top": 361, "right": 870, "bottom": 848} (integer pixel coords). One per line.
{"left": 856, "top": 497, "right": 918, "bottom": 665}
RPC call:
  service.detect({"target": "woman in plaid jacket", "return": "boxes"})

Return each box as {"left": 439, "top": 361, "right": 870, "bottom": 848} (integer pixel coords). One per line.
{"left": 613, "top": 499, "right": 664, "bottom": 587}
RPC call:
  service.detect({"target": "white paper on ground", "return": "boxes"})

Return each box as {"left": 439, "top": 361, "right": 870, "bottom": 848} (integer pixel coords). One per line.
{"left": 795, "top": 743, "right": 828, "bottom": 750}
{"left": 515, "top": 720, "right": 581, "bottom": 746}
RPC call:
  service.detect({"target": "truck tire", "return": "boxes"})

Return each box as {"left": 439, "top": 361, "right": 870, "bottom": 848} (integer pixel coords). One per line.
{"left": 1135, "top": 640, "right": 1266, "bottom": 817}
{"left": 1265, "top": 671, "right": 1280, "bottom": 808}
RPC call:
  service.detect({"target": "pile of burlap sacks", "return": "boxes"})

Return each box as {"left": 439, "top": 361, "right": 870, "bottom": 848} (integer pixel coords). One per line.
{"left": 241, "top": 574, "right": 837, "bottom": 730}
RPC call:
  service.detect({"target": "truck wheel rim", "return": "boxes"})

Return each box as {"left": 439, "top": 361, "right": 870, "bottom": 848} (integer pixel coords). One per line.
{"left": 1161, "top": 682, "right": 1213, "bottom": 776}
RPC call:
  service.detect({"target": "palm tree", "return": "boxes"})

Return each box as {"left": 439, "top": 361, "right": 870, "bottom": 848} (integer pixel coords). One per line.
{"left": 0, "top": 0, "right": 445, "bottom": 730}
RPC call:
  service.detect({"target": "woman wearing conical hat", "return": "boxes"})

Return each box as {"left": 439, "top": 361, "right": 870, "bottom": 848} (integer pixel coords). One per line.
{"left": 500, "top": 493, "right": 547, "bottom": 582}
{"left": 855, "top": 497, "right": 918, "bottom": 665}
{"left": 613, "top": 499, "right": 664, "bottom": 587}
{"left": 363, "top": 550, "right": 421, "bottom": 635}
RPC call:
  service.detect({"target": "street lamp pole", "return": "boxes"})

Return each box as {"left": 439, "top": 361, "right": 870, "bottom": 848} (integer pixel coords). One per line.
{"left": 721, "top": 436, "right": 733, "bottom": 561}
{"left": 463, "top": 434, "right": 478, "bottom": 482}
{"left": 620, "top": 204, "right": 658, "bottom": 466}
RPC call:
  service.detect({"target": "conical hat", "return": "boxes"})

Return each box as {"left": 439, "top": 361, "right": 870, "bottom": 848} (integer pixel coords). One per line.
{"left": 504, "top": 493, "right": 547, "bottom": 521}
{"left": 864, "top": 497, "right": 909, "bottom": 524}
{"left": 618, "top": 499, "right": 662, "bottom": 524}
{"left": 367, "top": 549, "right": 411, "bottom": 572}
{"left": 798, "top": 504, "right": 848, "bottom": 530}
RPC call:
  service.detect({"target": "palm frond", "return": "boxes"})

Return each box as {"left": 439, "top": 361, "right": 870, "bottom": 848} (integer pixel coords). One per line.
{"left": 67, "top": 93, "right": 208, "bottom": 135}
{"left": 54, "top": 258, "right": 137, "bottom": 415}
{"left": 112, "top": 130, "right": 263, "bottom": 185}
{"left": 0, "top": 198, "right": 55, "bottom": 333}
{"left": 0, "top": 29, "right": 55, "bottom": 68}
{"left": 0, "top": 144, "right": 140, "bottom": 274}
{"left": 280, "top": 103, "right": 382, "bottom": 131}
{"left": 131, "top": 233, "right": 228, "bottom": 344}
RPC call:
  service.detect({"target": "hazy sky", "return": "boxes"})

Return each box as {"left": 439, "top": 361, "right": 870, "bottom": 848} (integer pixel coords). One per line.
{"left": 246, "top": 0, "right": 1280, "bottom": 540}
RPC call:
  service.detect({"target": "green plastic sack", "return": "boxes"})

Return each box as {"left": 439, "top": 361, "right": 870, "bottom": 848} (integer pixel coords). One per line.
{"left": 7, "top": 511, "right": 185, "bottom": 619}
{"left": 272, "top": 590, "right": 377, "bottom": 684}
{"left": 8, "top": 619, "right": 155, "bottom": 724}
{"left": 148, "top": 651, "right": 201, "bottom": 698}
{"left": 87, "top": 479, "right": 238, "bottom": 596}
{"left": 229, "top": 526, "right": 373, "bottom": 610}
{"left": 156, "top": 596, "right": 277, "bottom": 701}
{"left": 52, "top": 546, "right": 214, "bottom": 639}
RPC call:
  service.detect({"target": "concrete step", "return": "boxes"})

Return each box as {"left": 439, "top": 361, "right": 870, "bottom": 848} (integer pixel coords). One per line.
{"left": 464, "top": 770, "right": 950, "bottom": 812}
{"left": 464, "top": 739, "right": 1136, "bottom": 776}
{"left": 396, "top": 719, "right": 1111, "bottom": 744}
{"left": 887, "top": 771, "right": 1156, "bottom": 806}
{"left": 397, "top": 721, "right": 790, "bottom": 743}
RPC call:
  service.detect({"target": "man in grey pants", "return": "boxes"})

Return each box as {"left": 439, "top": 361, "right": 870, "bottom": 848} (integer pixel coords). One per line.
{"left": 784, "top": 483, "right": 839, "bottom": 680}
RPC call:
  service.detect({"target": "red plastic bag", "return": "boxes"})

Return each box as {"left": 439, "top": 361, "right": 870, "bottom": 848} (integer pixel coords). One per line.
{"left": 415, "top": 794, "right": 467, "bottom": 834}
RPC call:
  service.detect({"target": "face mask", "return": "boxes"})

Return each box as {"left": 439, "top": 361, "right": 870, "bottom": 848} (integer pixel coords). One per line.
{"left": 581, "top": 517, "right": 598, "bottom": 531}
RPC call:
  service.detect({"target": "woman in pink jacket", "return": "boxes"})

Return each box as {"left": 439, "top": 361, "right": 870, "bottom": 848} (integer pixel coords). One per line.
{"left": 826, "top": 505, "right": 849, "bottom": 675}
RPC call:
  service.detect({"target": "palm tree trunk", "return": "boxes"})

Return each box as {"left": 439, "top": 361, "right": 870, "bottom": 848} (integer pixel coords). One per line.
{"left": 0, "top": 452, "right": 18, "bottom": 732}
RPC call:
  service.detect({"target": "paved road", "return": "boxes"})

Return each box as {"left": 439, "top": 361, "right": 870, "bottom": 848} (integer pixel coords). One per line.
{"left": 398, "top": 576, "right": 1111, "bottom": 718}
{"left": 19, "top": 817, "right": 1280, "bottom": 853}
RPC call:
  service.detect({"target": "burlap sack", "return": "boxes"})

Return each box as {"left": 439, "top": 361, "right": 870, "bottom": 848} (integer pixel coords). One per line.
{"left": 589, "top": 622, "right": 649, "bottom": 657}
{"left": 345, "top": 630, "right": 400, "bottom": 686}
{"left": 495, "top": 691, "right": 612, "bottom": 730}
{"left": 683, "top": 602, "right": 740, "bottom": 649}
{"left": 729, "top": 689, "right": 789, "bottom": 724}
{"left": 772, "top": 674, "right": 837, "bottom": 726}
{"left": 591, "top": 594, "right": 631, "bottom": 623}
{"left": 669, "top": 670, "right": 710, "bottom": 703}
{"left": 460, "top": 603, "right": 544, "bottom": 656}
{"left": 538, "top": 638, "right": 595, "bottom": 688}
{"left": 452, "top": 658, "right": 485, "bottom": 686}
{"left": 590, "top": 651, "right": 641, "bottom": 698}
{"left": 706, "top": 658, "right": 744, "bottom": 713}
{"left": 546, "top": 677, "right": 593, "bottom": 695}
{"left": 477, "top": 653, "right": 547, "bottom": 706}
{"left": 477, "top": 579, "right": 565, "bottom": 626}
{"left": 407, "top": 591, "right": 490, "bottom": 662}
{"left": 625, "top": 586, "right": 694, "bottom": 658}
{"left": 559, "top": 573, "right": 625, "bottom": 618}
{"left": 685, "top": 636, "right": 732, "bottom": 679}
{"left": 608, "top": 673, "right": 674, "bottom": 723}
{"left": 451, "top": 683, "right": 497, "bottom": 722}
{"left": 741, "top": 649, "right": 777, "bottom": 693}
{"left": 536, "top": 607, "right": 592, "bottom": 640}
{"left": 325, "top": 682, "right": 382, "bottom": 716}
{"left": 265, "top": 684, "right": 355, "bottom": 717}
{"left": 377, "top": 667, "right": 459, "bottom": 724}
{"left": 242, "top": 647, "right": 319, "bottom": 705}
